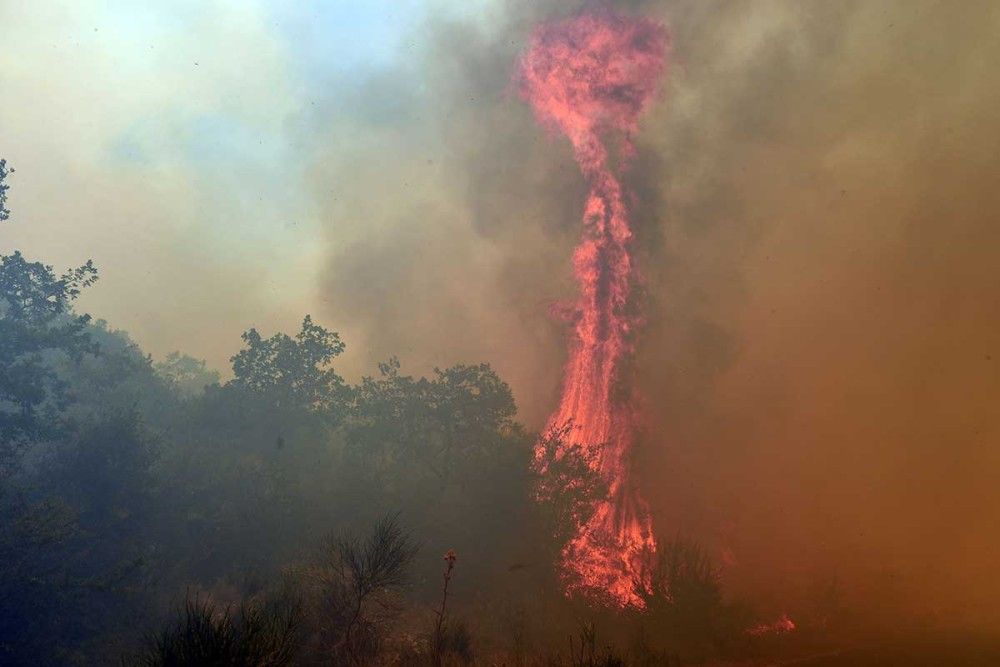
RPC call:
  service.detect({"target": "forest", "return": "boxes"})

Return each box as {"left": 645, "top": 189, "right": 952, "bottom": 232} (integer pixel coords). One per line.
{"left": 0, "top": 157, "right": 840, "bottom": 665}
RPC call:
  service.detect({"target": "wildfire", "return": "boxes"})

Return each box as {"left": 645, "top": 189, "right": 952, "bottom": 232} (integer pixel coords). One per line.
{"left": 516, "top": 10, "right": 669, "bottom": 608}
{"left": 748, "top": 614, "right": 797, "bottom": 637}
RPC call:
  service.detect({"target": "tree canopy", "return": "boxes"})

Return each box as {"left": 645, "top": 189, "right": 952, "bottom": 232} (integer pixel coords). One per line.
{"left": 230, "top": 315, "right": 347, "bottom": 412}
{"left": 0, "top": 161, "right": 99, "bottom": 470}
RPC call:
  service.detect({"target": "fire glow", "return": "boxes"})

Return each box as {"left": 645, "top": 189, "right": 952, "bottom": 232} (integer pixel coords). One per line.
{"left": 748, "top": 614, "right": 797, "bottom": 637}
{"left": 517, "top": 11, "right": 669, "bottom": 608}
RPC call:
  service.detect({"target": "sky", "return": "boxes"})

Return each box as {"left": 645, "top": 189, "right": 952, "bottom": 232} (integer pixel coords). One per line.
{"left": 0, "top": 0, "right": 487, "bottom": 376}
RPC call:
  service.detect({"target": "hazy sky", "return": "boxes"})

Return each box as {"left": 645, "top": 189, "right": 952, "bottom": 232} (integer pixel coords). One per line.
{"left": 0, "top": 0, "right": 488, "bottom": 375}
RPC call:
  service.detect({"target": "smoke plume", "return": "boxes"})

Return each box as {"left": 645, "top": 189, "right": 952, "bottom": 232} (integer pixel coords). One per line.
{"left": 310, "top": 0, "right": 1000, "bottom": 631}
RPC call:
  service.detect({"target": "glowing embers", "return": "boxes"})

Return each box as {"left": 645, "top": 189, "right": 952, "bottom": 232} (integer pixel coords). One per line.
{"left": 516, "top": 11, "right": 669, "bottom": 608}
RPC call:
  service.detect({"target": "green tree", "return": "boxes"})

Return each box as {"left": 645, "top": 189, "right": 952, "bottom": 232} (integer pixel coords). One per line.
{"left": 230, "top": 315, "right": 347, "bottom": 413}
{"left": 345, "top": 359, "right": 537, "bottom": 602}
{"left": 145, "top": 318, "right": 351, "bottom": 587}
{"left": 0, "top": 251, "right": 98, "bottom": 470}
{"left": 348, "top": 358, "right": 518, "bottom": 485}
{"left": 0, "top": 159, "right": 99, "bottom": 470}
{"left": 0, "top": 160, "right": 159, "bottom": 663}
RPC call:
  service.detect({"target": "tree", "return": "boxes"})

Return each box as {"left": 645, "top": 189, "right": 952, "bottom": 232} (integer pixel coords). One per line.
{"left": 0, "top": 159, "right": 11, "bottom": 222}
{"left": 0, "top": 159, "right": 99, "bottom": 470}
{"left": 154, "top": 351, "right": 220, "bottom": 398}
{"left": 0, "top": 160, "right": 157, "bottom": 664}
{"left": 344, "top": 359, "right": 538, "bottom": 605}
{"left": 229, "top": 315, "right": 347, "bottom": 413}
{"left": 532, "top": 423, "right": 609, "bottom": 557}
{"left": 348, "top": 358, "right": 518, "bottom": 485}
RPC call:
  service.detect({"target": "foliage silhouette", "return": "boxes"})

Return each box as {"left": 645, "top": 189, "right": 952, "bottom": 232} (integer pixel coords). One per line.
{"left": 130, "top": 595, "right": 300, "bottom": 667}
{"left": 230, "top": 315, "right": 347, "bottom": 413}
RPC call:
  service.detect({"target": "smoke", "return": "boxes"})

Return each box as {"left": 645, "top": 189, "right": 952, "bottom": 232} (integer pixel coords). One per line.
{"left": 0, "top": 1, "right": 318, "bottom": 367}
{"left": 4, "top": 0, "right": 998, "bottom": 634}
{"left": 305, "top": 2, "right": 584, "bottom": 420}
{"left": 633, "top": 0, "right": 1000, "bottom": 631}
{"left": 308, "top": 0, "right": 1000, "bottom": 631}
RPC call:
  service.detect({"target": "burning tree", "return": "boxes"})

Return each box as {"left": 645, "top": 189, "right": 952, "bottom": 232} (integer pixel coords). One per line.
{"left": 516, "top": 10, "right": 670, "bottom": 608}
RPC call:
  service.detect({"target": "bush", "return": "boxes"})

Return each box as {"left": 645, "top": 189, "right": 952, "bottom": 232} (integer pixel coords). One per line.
{"left": 130, "top": 595, "right": 300, "bottom": 667}
{"left": 293, "top": 512, "right": 418, "bottom": 665}
{"left": 638, "top": 538, "right": 753, "bottom": 662}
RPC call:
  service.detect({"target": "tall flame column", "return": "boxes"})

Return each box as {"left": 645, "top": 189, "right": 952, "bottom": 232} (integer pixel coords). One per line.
{"left": 516, "top": 11, "right": 669, "bottom": 608}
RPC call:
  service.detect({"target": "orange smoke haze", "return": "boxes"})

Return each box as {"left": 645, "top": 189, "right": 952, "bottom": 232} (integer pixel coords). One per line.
{"left": 309, "top": 0, "right": 1000, "bottom": 633}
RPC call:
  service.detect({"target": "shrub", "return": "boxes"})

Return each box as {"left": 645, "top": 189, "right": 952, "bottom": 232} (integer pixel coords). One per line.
{"left": 130, "top": 594, "right": 300, "bottom": 666}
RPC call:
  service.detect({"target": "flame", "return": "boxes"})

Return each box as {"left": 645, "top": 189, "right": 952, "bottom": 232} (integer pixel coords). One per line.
{"left": 516, "top": 11, "right": 669, "bottom": 608}
{"left": 747, "top": 613, "right": 797, "bottom": 636}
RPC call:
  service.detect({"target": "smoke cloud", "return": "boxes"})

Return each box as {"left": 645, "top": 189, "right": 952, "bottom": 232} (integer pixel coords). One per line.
{"left": 307, "top": 0, "right": 1000, "bottom": 631}
{"left": 4, "top": 0, "right": 999, "bottom": 634}
{"left": 0, "top": 1, "right": 321, "bottom": 367}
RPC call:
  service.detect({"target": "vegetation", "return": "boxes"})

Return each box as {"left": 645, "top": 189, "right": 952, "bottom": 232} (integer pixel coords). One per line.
{"left": 431, "top": 549, "right": 458, "bottom": 665}
{"left": 317, "top": 513, "right": 418, "bottom": 664}
{"left": 131, "top": 596, "right": 300, "bottom": 667}
{"left": 0, "top": 161, "right": 808, "bottom": 665}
